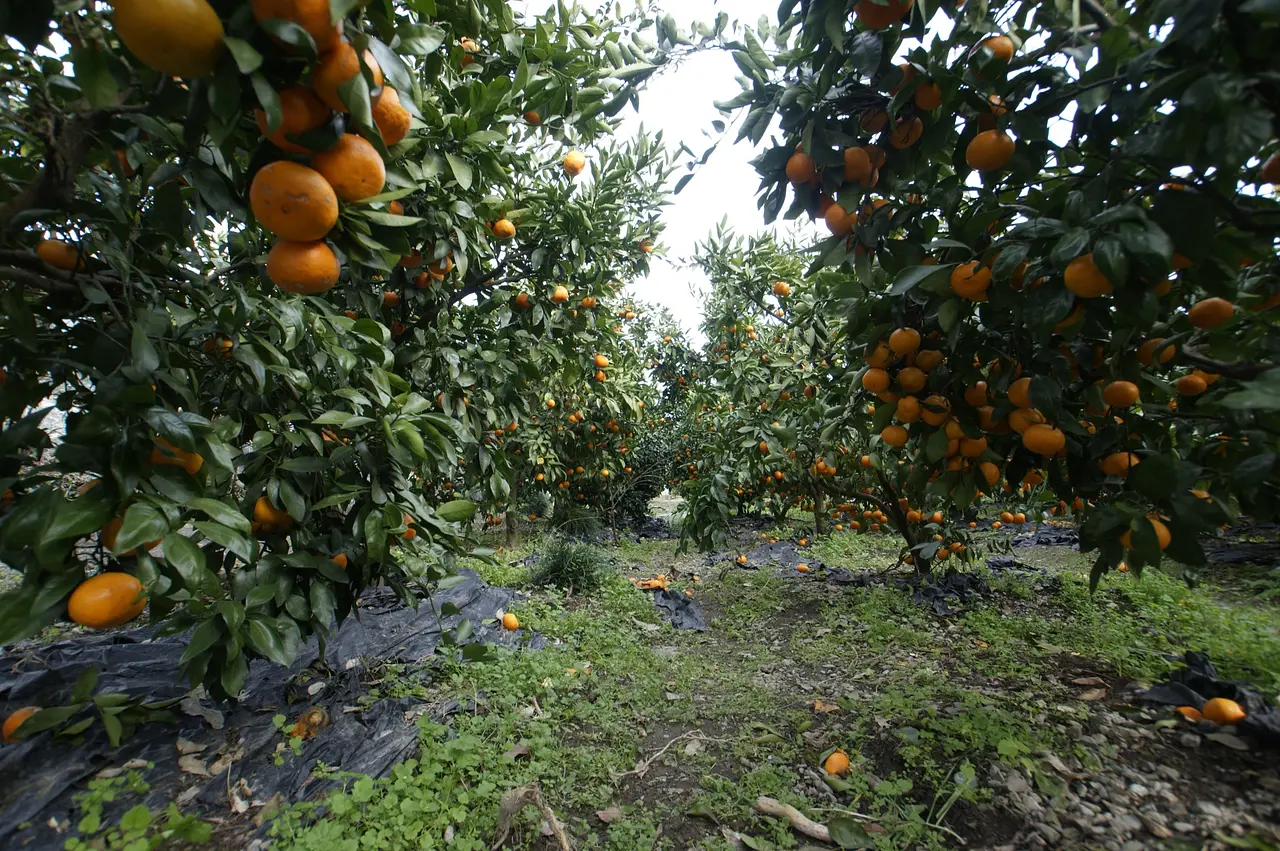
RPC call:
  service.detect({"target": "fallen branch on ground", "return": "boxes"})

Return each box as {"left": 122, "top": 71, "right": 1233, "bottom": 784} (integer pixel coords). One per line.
{"left": 754, "top": 796, "right": 830, "bottom": 842}
{"left": 609, "top": 730, "right": 720, "bottom": 782}
{"left": 491, "top": 783, "right": 572, "bottom": 851}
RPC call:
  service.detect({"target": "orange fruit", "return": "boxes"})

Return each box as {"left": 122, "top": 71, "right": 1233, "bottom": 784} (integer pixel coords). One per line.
{"left": 311, "top": 133, "right": 385, "bottom": 201}
{"left": 914, "top": 81, "right": 942, "bottom": 110}
{"left": 823, "top": 749, "right": 851, "bottom": 775}
{"left": 255, "top": 85, "right": 331, "bottom": 153}
{"left": 401, "top": 513, "right": 417, "bottom": 540}
{"left": 889, "top": 116, "right": 924, "bottom": 149}
{"left": 1008, "top": 407, "right": 1045, "bottom": 434}
{"left": 1064, "top": 254, "right": 1113, "bottom": 297}
{"left": 1099, "top": 452, "right": 1140, "bottom": 477}
{"left": 1187, "top": 297, "right": 1234, "bottom": 329}
{"left": 524, "top": 110, "right": 542, "bottom": 125}
{"left": 563, "top": 150, "right": 587, "bottom": 176}
{"left": 980, "top": 35, "right": 1015, "bottom": 62}
{"left": 251, "top": 0, "right": 342, "bottom": 53}
{"left": 843, "top": 147, "right": 874, "bottom": 185}
{"left": 2, "top": 706, "right": 39, "bottom": 743}
{"left": 860, "top": 109, "right": 889, "bottom": 132}
{"left": 492, "top": 218, "right": 517, "bottom": 239}
{"left": 111, "top": 0, "right": 225, "bottom": 77}
{"left": 331, "top": 553, "right": 348, "bottom": 569}
{"left": 881, "top": 424, "right": 909, "bottom": 447}
{"left": 785, "top": 150, "right": 817, "bottom": 185}
{"left": 36, "top": 239, "right": 84, "bottom": 271}
{"left": 1101, "top": 380, "right": 1140, "bottom": 408}
{"left": 502, "top": 612, "right": 519, "bottom": 630}
{"left": 1008, "top": 377, "right": 1032, "bottom": 409}
{"left": 897, "top": 366, "right": 926, "bottom": 393}
{"left": 551, "top": 285, "right": 569, "bottom": 303}
{"left": 1176, "top": 374, "right": 1208, "bottom": 396}
{"left": 796, "top": 564, "right": 810, "bottom": 573}
{"left": 980, "top": 461, "right": 1000, "bottom": 486}
{"left": 372, "top": 86, "right": 411, "bottom": 146}
{"left": 1138, "top": 337, "right": 1176, "bottom": 366}
{"left": 964, "top": 381, "right": 988, "bottom": 407}
{"left": 920, "top": 395, "right": 950, "bottom": 426}
{"left": 1201, "top": 697, "right": 1246, "bottom": 725}
{"left": 311, "top": 42, "right": 383, "bottom": 112}
{"left": 1120, "top": 515, "right": 1171, "bottom": 550}
{"left": 896, "top": 396, "right": 922, "bottom": 423}
{"left": 950, "top": 261, "right": 991, "bottom": 300}
{"left": 250, "top": 161, "right": 338, "bottom": 242}
{"left": 966, "top": 129, "right": 1015, "bottom": 171}
{"left": 888, "top": 327, "right": 921, "bottom": 355}
{"left": 150, "top": 436, "right": 204, "bottom": 475}
{"left": 1175, "top": 706, "right": 1203, "bottom": 722}
{"left": 68, "top": 573, "right": 148, "bottom": 628}
{"left": 915, "top": 349, "right": 944, "bottom": 371}
{"left": 862, "top": 368, "right": 891, "bottom": 393}
{"left": 959, "top": 436, "right": 987, "bottom": 457}
{"left": 1022, "top": 424, "right": 1065, "bottom": 455}
{"left": 824, "top": 203, "right": 855, "bottom": 236}
{"left": 382, "top": 290, "right": 400, "bottom": 308}
{"left": 856, "top": 0, "right": 914, "bottom": 30}
{"left": 267, "top": 240, "right": 340, "bottom": 294}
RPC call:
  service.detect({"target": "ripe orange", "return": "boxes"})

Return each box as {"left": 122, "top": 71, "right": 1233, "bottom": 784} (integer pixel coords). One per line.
{"left": 843, "top": 146, "right": 874, "bottom": 185}
{"left": 1176, "top": 374, "right": 1208, "bottom": 396}
{"left": 1176, "top": 706, "right": 1203, "bottom": 722}
{"left": 920, "top": 395, "right": 950, "bottom": 426}
{"left": 785, "top": 150, "right": 817, "bottom": 185}
{"left": 267, "top": 240, "right": 340, "bottom": 294}
{"left": 312, "top": 42, "right": 383, "bottom": 112}
{"left": 250, "top": 161, "right": 338, "bottom": 242}
{"left": 881, "top": 424, "right": 909, "bottom": 447}
{"left": 824, "top": 203, "right": 855, "bottom": 236}
{"left": 1187, "top": 297, "right": 1234, "bottom": 329}
{"left": 251, "top": 0, "right": 342, "bottom": 53}
{"left": 563, "top": 150, "right": 587, "bottom": 176}
{"left": 593, "top": 354, "right": 610, "bottom": 368}
{"left": 1022, "top": 424, "right": 1065, "bottom": 455}
{"left": 311, "top": 133, "right": 385, "bottom": 201}
{"left": 855, "top": 0, "right": 914, "bottom": 30}
{"left": 980, "top": 35, "right": 1015, "bottom": 61}
{"left": 502, "top": 612, "right": 519, "bottom": 630}
{"left": 959, "top": 436, "right": 987, "bottom": 457}
{"left": 1101, "top": 380, "right": 1140, "bottom": 408}
{"left": 980, "top": 461, "right": 1000, "bottom": 487}
{"left": 492, "top": 218, "right": 517, "bottom": 239}
{"left": 966, "top": 130, "right": 1015, "bottom": 171}
{"left": 382, "top": 290, "right": 400, "bottom": 308}
{"left": 401, "top": 513, "right": 417, "bottom": 540}
{"left": 896, "top": 396, "right": 922, "bottom": 423}
{"left": 524, "top": 110, "right": 542, "bottom": 125}
{"left": 1064, "top": 254, "right": 1113, "bottom": 297}
{"left": 1008, "top": 407, "right": 1045, "bottom": 434}
{"left": 551, "top": 285, "right": 569, "bottom": 303}
{"left": 372, "top": 86, "right": 411, "bottom": 146}
{"left": 889, "top": 116, "right": 924, "bottom": 149}
{"left": 914, "top": 81, "right": 942, "bottom": 110}
{"left": 862, "top": 368, "right": 891, "bottom": 393}
{"left": 150, "top": 436, "right": 203, "bottom": 476}
{"left": 331, "top": 553, "right": 348, "bottom": 569}
{"left": 860, "top": 109, "right": 889, "bottom": 133}
{"left": 111, "top": 0, "right": 225, "bottom": 78}
{"left": 68, "top": 573, "right": 148, "bottom": 628}
{"left": 1138, "top": 337, "right": 1176, "bottom": 366}
{"left": 964, "top": 381, "right": 988, "bottom": 407}
{"left": 1120, "top": 515, "right": 1171, "bottom": 550}
{"left": 823, "top": 749, "right": 851, "bottom": 775}
{"left": 1099, "top": 452, "right": 1140, "bottom": 477}
{"left": 2, "top": 706, "right": 39, "bottom": 743}
{"left": 950, "top": 261, "right": 991, "bottom": 300}
{"left": 1201, "top": 697, "right": 1246, "bottom": 725}
{"left": 255, "top": 85, "right": 331, "bottom": 153}
{"left": 897, "top": 366, "right": 926, "bottom": 393}
{"left": 37, "top": 239, "right": 84, "bottom": 271}
{"left": 1008, "top": 377, "right": 1032, "bottom": 409}
{"left": 888, "top": 327, "right": 921, "bottom": 355}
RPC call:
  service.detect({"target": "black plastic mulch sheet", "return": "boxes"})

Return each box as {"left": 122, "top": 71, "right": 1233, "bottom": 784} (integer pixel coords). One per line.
{"left": 0, "top": 569, "right": 541, "bottom": 850}
{"left": 1012, "top": 524, "right": 1080, "bottom": 549}
{"left": 649, "top": 588, "right": 708, "bottom": 631}
{"left": 1135, "top": 651, "right": 1280, "bottom": 746}
{"left": 1201, "top": 523, "right": 1280, "bottom": 566}
{"left": 896, "top": 570, "right": 990, "bottom": 616}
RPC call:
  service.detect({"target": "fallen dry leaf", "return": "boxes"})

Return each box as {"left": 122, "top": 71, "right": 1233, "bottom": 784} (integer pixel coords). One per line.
{"left": 176, "top": 738, "right": 208, "bottom": 755}
{"left": 683, "top": 739, "right": 705, "bottom": 756}
{"left": 504, "top": 741, "right": 531, "bottom": 760}
{"left": 1071, "top": 676, "right": 1106, "bottom": 687}
{"left": 177, "top": 755, "right": 209, "bottom": 777}
{"left": 1078, "top": 688, "right": 1108, "bottom": 702}
{"left": 812, "top": 699, "right": 841, "bottom": 714}
{"left": 596, "top": 806, "right": 624, "bottom": 824}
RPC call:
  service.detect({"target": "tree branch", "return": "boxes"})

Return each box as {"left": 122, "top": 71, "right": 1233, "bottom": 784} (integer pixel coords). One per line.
{"left": 1180, "top": 345, "right": 1274, "bottom": 381}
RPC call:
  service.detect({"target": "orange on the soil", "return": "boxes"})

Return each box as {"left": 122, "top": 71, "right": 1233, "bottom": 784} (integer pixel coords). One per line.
{"left": 1100, "top": 452, "right": 1140, "bottom": 477}
{"left": 2, "top": 706, "right": 39, "bottom": 743}
{"left": 68, "top": 573, "right": 148, "bottom": 628}
{"left": 251, "top": 0, "right": 342, "bottom": 53}
{"left": 856, "top": 0, "right": 914, "bottom": 29}
{"left": 266, "top": 239, "right": 340, "bottom": 294}
{"left": 250, "top": 161, "right": 338, "bottom": 242}
{"left": 889, "top": 116, "right": 924, "bottom": 149}
{"left": 823, "top": 749, "right": 851, "bottom": 775}
{"left": 1201, "top": 697, "right": 1246, "bottom": 725}
{"left": 150, "top": 436, "right": 204, "bottom": 475}
{"left": 1176, "top": 706, "right": 1203, "bottom": 722}
{"left": 881, "top": 424, "right": 909, "bottom": 447}
{"left": 111, "top": 0, "right": 226, "bottom": 78}
{"left": 311, "top": 42, "right": 383, "bottom": 112}
{"left": 951, "top": 261, "right": 991, "bottom": 300}
{"left": 311, "top": 133, "right": 385, "bottom": 201}
{"left": 914, "top": 81, "right": 942, "bottom": 110}
{"left": 1176, "top": 374, "right": 1208, "bottom": 396}
{"left": 796, "top": 564, "right": 810, "bottom": 573}
{"left": 1120, "top": 515, "right": 1171, "bottom": 550}
{"left": 563, "top": 150, "right": 587, "bottom": 176}
{"left": 1065, "top": 254, "right": 1113, "bottom": 297}
{"left": 888, "top": 327, "right": 921, "bottom": 355}
{"left": 862, "top": 368, "right": 891, "bottom": 393}
{"left": 1101, "top": 380, "right": 1140, "bottom": 408}
{"left": 255, "top": 85, "right": 331, "bottom": 153}
{"left": 492, "top": 218, "right": 516, "bottom": 239}
{"left": 785, "top": 150, "right": 817, "bottom": 186}
{"left": 501, "top": 612, "right": 519, "bottom": 630}
{"left": 1138, "top": 337, "right": 1176, "bottom": 366}
{"left": 1022, "top": 423, "right": 1065, "bottom": 456}
{"left": 980, "top": 35, "right": 1015, "bottom": 61}
{"left": 966, "top": 130, "right": 1015, "bottom": 171}
{"left": 372, "top": 86, "right": 411, "bottom": 146}
{"left": 1188, "top": 297, "right": 1234, "bottom": 329}
{"left": 37, "top": 239, "right": 84, "bottom": 271}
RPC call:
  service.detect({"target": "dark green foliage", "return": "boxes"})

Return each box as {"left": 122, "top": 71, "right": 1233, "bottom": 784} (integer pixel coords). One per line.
{"left": 532, "top": 538, "right": 613, "bottom": 593}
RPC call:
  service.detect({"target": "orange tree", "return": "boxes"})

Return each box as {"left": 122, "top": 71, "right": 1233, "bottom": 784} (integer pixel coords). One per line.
{"left": 680, "top": 0, "right": 1279, "bottom": 580}
{"left": 0, "top": 0, "right": 680, "bottom": 702}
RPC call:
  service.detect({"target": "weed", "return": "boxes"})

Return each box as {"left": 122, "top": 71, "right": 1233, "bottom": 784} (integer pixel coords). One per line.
{"left": 533, "top": 538, "right": 614, "bottom": 593}
{"left": 63, "top": 770, "right": 210, "bottom": 850}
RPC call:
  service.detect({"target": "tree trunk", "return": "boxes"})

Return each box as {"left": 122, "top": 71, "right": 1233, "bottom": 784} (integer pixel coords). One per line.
{"left": 810, "top": 483, "right": 828, "bottom": 536}
{"left": 504, "top": 509, "right": 519, "bottom": 547}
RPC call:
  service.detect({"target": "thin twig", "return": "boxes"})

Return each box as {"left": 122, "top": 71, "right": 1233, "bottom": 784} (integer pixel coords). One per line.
{"left": 609, "top": 730, "right": 719, "bottom": 781}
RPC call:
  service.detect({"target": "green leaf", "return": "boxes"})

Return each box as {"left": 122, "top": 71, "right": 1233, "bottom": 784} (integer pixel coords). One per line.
{"left": 890, "top": 263, "right": 953, "bottom": 296}
{"left": 71, "top": 47, "right": 119, "bottom": 109}
{"left": 246, "top": 618, "right": 295, "bottom": 666}
{"left": 1234, "top": 452, "right": 1276, "bottom": 488}
{"left": 446, "top": 153, "right": 474, "bottom": 190}
{"left": 222, "top": 36, "right": 263, "bottom": 73}
{"left": 194, "top": 520, "right": 257, "bottom": 563}
{"left": 397, "top": 23, "right": 446, "bottom": 55}
{"left": 828, "top": 817, "right": 876, "bottom": 849}
{"left": 181, "top": 618, "right": 224, "bottom": 665}
{"left": 163, "top": 534, "right": 217, "bottom": 593}
{"left": 437, "top": 499, "right": 477, "bottom": 522}
{"left": 1093, "top": 234, "right": 1129, "bottom": 287}
{"left": 186, "top": 498, "right": 251, "bottom": 533}
{"left": 131, "top": 325, "right": 160, "bottom": 376}
{"left": 71, "top": 666, "right": 100, "bottom": 704}
{"left": 250, "top": 74, "right": 283, "bottom": 133}
{"left": 114, "top": 504, "right": 168, "bottom": 554}
{"left": 256, "top": 19, "right": 317, "bottom": 59}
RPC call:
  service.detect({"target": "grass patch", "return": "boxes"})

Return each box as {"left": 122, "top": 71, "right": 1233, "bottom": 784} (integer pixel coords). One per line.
{"left": 533, "top": 538, "right": 614, "bottom": 593}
